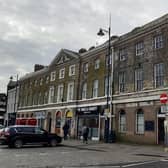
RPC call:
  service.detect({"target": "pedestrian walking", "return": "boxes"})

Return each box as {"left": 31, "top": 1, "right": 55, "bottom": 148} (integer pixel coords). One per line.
{"left": 82, "top": 125, "right": 89, "bottom": 144}
{"left": 63, "top": 122, "right": 69, "bottom": 140}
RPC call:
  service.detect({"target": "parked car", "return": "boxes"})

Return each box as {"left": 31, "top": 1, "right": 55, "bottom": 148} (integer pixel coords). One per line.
{"left": 0, "top": 128, "right": 5, "bottom": 141}
{"left": 0, "top": 124, "right": 5, "bottom": 129}
{"left": 0, "top": 125, "right": 62, "bottom": 148}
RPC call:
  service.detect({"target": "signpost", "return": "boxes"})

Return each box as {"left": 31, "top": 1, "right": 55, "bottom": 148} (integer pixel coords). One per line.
{"left": 160, "top": 93, "right": 168, "bottom": 104}
{"left": 160, "top": 93, "right": 168, "bottom": 147}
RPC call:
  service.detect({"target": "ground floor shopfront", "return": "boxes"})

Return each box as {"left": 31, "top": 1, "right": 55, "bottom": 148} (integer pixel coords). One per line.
{"left": 17, "top": 98, "right": 167, "bottom": 145}
{"left": 17, "top": 103, "right": 108, "bottom": 141}
{"left": 16, "top": 108, "right": 76, "bottom": 138}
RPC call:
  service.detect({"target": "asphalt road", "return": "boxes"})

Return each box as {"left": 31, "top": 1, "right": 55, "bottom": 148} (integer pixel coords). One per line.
{"left": 0, "top": 141, "right": 168, "bottom": 168}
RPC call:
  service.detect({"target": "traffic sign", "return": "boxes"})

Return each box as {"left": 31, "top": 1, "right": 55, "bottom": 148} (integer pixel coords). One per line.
{"left": 160, "top": 93, "right": 168, "bottom": 104}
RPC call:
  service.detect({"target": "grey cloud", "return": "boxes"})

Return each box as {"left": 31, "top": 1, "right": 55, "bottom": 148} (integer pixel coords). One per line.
{"left": 0, "top": 0, "right": 168, "bottom": 93}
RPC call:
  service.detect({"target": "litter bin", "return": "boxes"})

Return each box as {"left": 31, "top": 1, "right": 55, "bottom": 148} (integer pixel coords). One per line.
{"left": 108, "top": 130, "right": 116, "bottom": 143}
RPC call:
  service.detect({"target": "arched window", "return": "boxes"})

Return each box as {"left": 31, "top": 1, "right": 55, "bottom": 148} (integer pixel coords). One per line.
{"left": 55, "top": 111, "right": 61, "bottom": 128}
{"left": 119, "top": 110, "right": 126, "bottom": 133}
{"left": 136, "top": 109, "right": 144, "bottom": 134}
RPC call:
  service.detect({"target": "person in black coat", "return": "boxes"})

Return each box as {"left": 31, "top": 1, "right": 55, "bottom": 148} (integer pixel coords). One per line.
{"left": 82, "top": 125, "right": 89, "bottom": 144}
{"left": 63, "top": 122, "right": 69, "bottom": 140}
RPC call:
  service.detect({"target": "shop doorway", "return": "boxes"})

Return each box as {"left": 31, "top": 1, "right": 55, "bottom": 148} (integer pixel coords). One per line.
{"left": 55, "top": 111, "right": 61, "bottom": 135}
{"left": 158, "top": 117, "right": 165, "bottom": 144}
{"left": 47, "top": 112, "right": 52, "bottom": 133}
{"left": 77, "top": 116, "right": 99, "bottom": 140}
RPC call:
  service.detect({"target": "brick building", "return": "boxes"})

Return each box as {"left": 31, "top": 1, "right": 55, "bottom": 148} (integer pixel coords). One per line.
{"left": 0, "top": 93, "right": 7, "bottom": 125}
{"left": 113, "top": 14, "right": 168, "bottom": 144}
{"left": 17, "top": 14, "right": 168, "bottom": 144}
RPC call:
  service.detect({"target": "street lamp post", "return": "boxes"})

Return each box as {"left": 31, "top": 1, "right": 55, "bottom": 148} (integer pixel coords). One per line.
{"left": 97, "top": 22, "right": 112, "bottom": 143}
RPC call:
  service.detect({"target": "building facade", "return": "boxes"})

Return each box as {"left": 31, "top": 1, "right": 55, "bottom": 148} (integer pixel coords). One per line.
{"left": 0, "top": 93, "right": 7, "bottom": 125}
{"left": 17, "top": 14, "right": 168, "bottom": 144}
{"left": 113, "top": 14, "right": 168, "bottom": 144}
{"left": 5, "top": 78, "right": 19, "bottom": 126}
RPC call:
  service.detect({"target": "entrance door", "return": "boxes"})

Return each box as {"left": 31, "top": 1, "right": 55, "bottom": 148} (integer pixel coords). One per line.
{"left": 158, "top": 118, "right": 165, "bottom": 144}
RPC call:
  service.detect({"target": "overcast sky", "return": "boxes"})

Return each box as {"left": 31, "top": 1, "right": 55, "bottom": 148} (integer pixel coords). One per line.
{"left": 0, "top": 0, "right": 167, "bottom": 93}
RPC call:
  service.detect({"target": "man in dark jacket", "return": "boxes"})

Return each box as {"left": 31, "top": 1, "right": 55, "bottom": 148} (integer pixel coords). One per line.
{"left": 63, "top": 122, "right": 69, "bottom": 140}
{"left": 82, "top": 125, "right": 89, "bottom": 144}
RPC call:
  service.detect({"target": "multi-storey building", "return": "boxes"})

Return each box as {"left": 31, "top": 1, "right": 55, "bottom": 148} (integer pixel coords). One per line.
{"left": 18, "top": 49, "right": 81, "bottom": 137}
{"left": 17, "top": 13, "right": 168, "bottom": 144}
{"left": 5, "top": 77, "right": 19, "bottom": 126}
{"left": 113, "top": 14, "right": 168, "bottom": 144}
{"left": 0, "top": 93, "right": 7, "bottom": 125}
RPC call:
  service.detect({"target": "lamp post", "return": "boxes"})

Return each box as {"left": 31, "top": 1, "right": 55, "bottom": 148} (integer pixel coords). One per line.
{"left": 97, "top": 21, "right": 112, "bottom": 143}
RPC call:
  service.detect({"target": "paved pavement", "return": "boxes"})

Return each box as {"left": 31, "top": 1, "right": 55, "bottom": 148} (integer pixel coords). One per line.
{"left": 63, "top": 139, "right": 168, "bottom": 159}
{"left": 0, "top": 139, "right": 168, "bottom": 168}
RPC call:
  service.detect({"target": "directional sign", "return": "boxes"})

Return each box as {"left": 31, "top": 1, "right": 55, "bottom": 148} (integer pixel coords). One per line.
{"left": 160, "top": 93, "right": 168, "bottom": 104}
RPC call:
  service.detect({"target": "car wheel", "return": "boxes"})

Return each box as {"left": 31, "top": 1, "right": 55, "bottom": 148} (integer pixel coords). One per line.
{"left": 14, "top": 139, "right": 23, "bottom": 148}
{"left": 8, "top": 143, "right": 14, "bottom": 148}
{"left": 50, "top": 139, "right": 57, "bottom": 147}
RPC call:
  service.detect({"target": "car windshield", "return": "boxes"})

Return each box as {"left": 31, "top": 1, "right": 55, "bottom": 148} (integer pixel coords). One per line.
{"left": 0, "top": 125, "right": 4, "bottom": 129}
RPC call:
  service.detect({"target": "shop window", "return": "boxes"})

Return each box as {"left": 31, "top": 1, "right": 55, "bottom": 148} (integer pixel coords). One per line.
{"left": 55, "top": 112, "right": 61, "bottom": 128}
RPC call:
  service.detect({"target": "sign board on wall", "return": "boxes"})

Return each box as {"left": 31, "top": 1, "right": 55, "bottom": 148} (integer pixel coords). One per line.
{"left": 161, "top": 105, "right": 168, "bottom": 113}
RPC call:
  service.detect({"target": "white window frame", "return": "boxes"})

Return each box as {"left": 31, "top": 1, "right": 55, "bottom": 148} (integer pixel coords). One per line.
{"left": 38, "top": 92, "right": 41, "bottom": 105}
{"left": 135, "top": 68, "right": 143, "bottom": 91}
{"left": 40, "top": 78, "right": 43, "bottom": 85}
{"left": 83, "top": 63, "right": 88, "bottom": 72}
{"left": 67, "top": 82, "right": 74, "bottom": 101}
{"left": 119, "top": 111, "right": 126, "bottom": 133}
{"left": 57, "top": 84, "right": 64, "bottom": 102}
{"left": 154, "top": 34, "right": 163, "bottom": 49}
{"left": 50, "top": 71, "right": 56, "bottom": 81}
{"left": 154, "top": 63, "right": 164, "bottom": 88}
{"left": 93, "top": 80, "right": 98, "bottom": 98}
{"left": 44, "top": 91, "right": 48, "bottom": 104}
{"left": 69, "top": 65, "right": 75, "bottom": 76}
{"left": 95, "top": 59, "right": 100, "bottom": 69}
{"left": 82, "top": 83, "right": 87, "bottom": 99}
{"left": 136, "top": 110, "right": 144, "bottom": 134}
{"left": 119, "top": 72, "right": 125, "bottom": 93}
{"left": 46, "top": 76, "right": 49, "bottom": 84}
{"left": 34, "top": 80, "right": 38, "bottom": 86}
{"left": 105, "top": 76, "right": 111, "bottom": 96}
{"left": 136, "top": 41, "right": 144, "bottom": 56}
{"left": 48, "top": 86, "right": 55, "bottom": 103}
{"left": 59, "top": 68, "right": 65, "bottom": 79}
{"left": 119, "top": 48, "right": 127, "bottom": 61}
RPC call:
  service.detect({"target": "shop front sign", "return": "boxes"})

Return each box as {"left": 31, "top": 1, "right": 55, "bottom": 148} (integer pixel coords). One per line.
{"left": 77, "top": 106, "right": 99, "bottom": 115}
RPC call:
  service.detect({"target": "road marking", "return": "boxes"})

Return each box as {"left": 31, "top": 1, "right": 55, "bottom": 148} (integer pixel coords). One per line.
{"left": 122, "top": 160, "right": 158, "bottom": 167}
{"left": 61, "top": 151, "right": 70, "bottom": 154}
{"left": 15, "top": 154, "right": 28, "bottom": 157}
{"left": 39, "top": 152, "right": 48, "bottom": 156}
{"left": 161, "top": 159, "right": 168, "bottom": 162}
